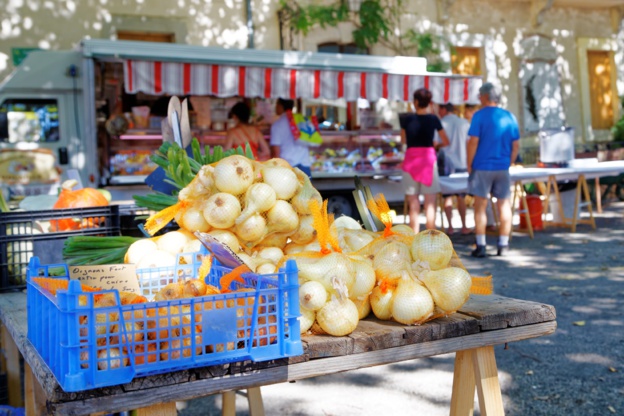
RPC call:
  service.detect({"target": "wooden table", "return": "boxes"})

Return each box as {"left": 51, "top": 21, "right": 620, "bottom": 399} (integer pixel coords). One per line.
{"left": 0, "top": 292, "right": 556, "bottom": 415}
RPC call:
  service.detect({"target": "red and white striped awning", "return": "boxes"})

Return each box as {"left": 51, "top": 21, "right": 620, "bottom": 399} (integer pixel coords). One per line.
{"left": 124, "top": 60, "right": 482, "bottom": 104}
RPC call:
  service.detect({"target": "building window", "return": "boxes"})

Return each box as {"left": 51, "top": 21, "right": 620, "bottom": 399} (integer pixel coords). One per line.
{"left": 587, "top": 50, "right": 615, "bottom": 130}
{"left": 318, "top": 42, "right": 368, "bottom": 55}
{"left": 117, "top": 31, "right": 175, "bottom": 43}
{"left": 451, "top": 47, "right": 481, "bottom": 76}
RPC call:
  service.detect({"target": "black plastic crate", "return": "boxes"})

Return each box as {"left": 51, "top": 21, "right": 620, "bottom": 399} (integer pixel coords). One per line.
{"left": 0, "top": 206, "right": 120, "bottom": 290}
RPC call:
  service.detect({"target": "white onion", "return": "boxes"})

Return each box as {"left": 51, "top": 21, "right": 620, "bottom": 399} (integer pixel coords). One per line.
{"left": 157, "top": 231, "right": 191, "bottom": 255}
{"left": 304, "top": 241, "right": 321, "bottom": 252}
{"left": 370, "top": 284, "right": 395, "bottom": 321}
{"left": 291, "top": 168, "right": 323, "bottom": 215}
{"left": 262, "top": 165, "right": 300, "bottom": 200}
{"left": 299, "top": 281, "right": 328, "bottom": 311}
{"left": 350, "top": 259, "right": 376, "bottom": 299}
{"left": 333, "top": 216, "right": 363, "bottom": 230}
{"left": 203, "top": 193, "right": 242, "bottom": 229}
{"left": 266, "top": 200, "right": 299, "bottom": 234}
{"left": 419, "top": 267, "right": 472, "bottom": 313}
{"left": 284, "top": 242, "right": 307, "bottom": 255}
{"left": 206, "top": 230, "right": 241, "bottom": 253}
{"left": 411, "top": 229, "right": 453, "bottom": 270}
{"left": 180, "top": 206, "right": 211, "bottom": 232}
{"left": 126, "top": 239, "right": 158, "bottom": 264}
{"left": 213, "top": 155, "right": 254, "bottom": 195}
{"left": 264, "top": 158, "right": 292, "bottom": 168}
{"left": 316, "top": 297, "right": 359, "bottom": 336}
{"left": 391, "top": 278, "right": 434, "bottom": 325}
{"left": 256, "top": 263, "right": 277, "bottom": 274}
{"left": 299, "top": 307, "right": 316, "bottom": 334}
{"left": 340, "top": 229, "right": 375, "bottom": 252}
{"left": 373, "top": 241, "right": 414, "bottom": 283}
{"left": 391, "top": 224, "right": 416, "bottom": 236}
{"left": 256, "top": 232, "right": 291, "bottom": 250}
{"left": 290, "top": 215, "right": 316, "bottom": 244}
{"left": 294, "top": 252, "right": 355, "bottom": 296}
{"left": 234, "top": 213, "right": 267, "bottom": 242}
{"left": 136, "top": 250, "right": 176, "bottom": 269}
{"left": 237, "top": 183, "right": 277, "bottom": 225}
{"left": 236, "top": 253, "right": 257, "bottom": 271}
{"left": 257, "top": 247, "right": 284, "bottom": 265}
{"left": 351, "top": 296, "right": 371, "bottom": 319}
{"left": 182, "top": 239, "right": 203, "bottom": 253}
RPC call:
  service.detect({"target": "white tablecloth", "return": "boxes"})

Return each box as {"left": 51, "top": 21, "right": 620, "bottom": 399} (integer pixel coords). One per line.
{"left": 438, "top": 161, "right": 624, "bottom": 195}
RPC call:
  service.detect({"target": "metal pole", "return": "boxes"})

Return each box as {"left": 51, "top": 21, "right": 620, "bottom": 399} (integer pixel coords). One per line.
{"left": 247, "top": 0, "right": 255, "bottom": 49}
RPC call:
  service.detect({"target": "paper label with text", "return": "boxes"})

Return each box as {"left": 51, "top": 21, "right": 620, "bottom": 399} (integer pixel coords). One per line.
{"left": 69, "top": 264, "right": 141, "bottom": 295}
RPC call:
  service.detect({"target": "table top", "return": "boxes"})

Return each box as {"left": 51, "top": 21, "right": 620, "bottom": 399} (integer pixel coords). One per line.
{"left": 439, "top": 160, "right": 624, "bottom": 195}
{"left": 0, "top": 292, "right": 556, "bottom": 415}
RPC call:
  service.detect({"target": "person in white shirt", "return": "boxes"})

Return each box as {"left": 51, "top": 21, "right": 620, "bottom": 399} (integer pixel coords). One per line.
{"left": 438, "top": 103, "right": 471, "bottom": 235}
{"left": 269, "top": 98, "right": 312, "bottom": 176}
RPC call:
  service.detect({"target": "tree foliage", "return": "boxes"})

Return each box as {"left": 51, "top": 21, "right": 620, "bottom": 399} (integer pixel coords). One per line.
{"left": 278, "top": 0, "right": 450, "bottom": 72}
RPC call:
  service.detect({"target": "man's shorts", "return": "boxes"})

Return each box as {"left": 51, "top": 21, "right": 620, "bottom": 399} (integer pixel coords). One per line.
{"left": 468, "top": 169, "right": 511, "bottom": 199}
{"left": 403, "top": 163, "right": 441, "bottom": 196}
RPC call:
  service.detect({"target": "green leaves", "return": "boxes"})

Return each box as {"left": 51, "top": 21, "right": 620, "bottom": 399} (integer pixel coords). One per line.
{"left": 278, "top": 0, "right": 450, "bottom": 72}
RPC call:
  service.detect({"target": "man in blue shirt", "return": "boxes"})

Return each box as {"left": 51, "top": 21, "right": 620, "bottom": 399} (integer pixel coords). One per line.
{"left": 467, "top": 83, "right": 520, "bottom": 257}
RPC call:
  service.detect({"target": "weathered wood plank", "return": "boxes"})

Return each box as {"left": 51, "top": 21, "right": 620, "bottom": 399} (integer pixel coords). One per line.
{"left": 49, "top": 321, "right": 556, "bottom": 415}
{"left": 0, "top": 291, "right": 557, "bottom": 414}
{"left": 458, "top": 295, "right": 557, "bottom": 330}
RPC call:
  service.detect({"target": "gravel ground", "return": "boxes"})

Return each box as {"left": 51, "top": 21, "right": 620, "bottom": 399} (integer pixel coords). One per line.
{"left": 180, "top": 200, "right": 624, "bottom": 416}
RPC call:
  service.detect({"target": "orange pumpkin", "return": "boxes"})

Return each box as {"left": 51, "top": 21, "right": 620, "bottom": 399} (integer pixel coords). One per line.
{"left": 51, "top": 180, "right": 109, "bottom": 231}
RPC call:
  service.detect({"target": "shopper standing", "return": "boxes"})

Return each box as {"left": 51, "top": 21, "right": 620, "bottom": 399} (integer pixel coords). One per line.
{"left": 437, "top": 103, "right": 471, "bottom": 235}
{"left": 401, "top": 88, "right": 450, "bottom": 233}
{"left": 467, "top": 83, "right": 520, "bottom": 257}
{"left": 269, "top": 98, "right": 312, "bottom": 176}
{"left": 225, "top": 102, "right": 270, "bottom": 161}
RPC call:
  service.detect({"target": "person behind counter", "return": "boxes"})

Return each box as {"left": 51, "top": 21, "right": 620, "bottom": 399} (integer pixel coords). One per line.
{"left": 400, "top": 88, "right": 450, "bottom": 233}
{"left": 224, "top": 102, "right": 270, "bottom": 161}
{"left": 269, "top": 98, "right": 312, "bottom": 177}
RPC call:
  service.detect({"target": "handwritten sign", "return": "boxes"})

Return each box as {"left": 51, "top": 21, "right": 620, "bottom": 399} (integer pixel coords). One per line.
{"left": 69, "top": 264, "right": 141, "bottom": 295}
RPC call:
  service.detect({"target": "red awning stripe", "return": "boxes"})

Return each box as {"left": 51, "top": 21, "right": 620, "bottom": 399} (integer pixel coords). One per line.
{"left": 239, "top": 66, "right": 246, "bottom": 97}
{"left": 154, "top": 62, "right": 162, "bottom": 94}
{"left": 122, "top": 60, "right": 481, "bottom": 104}
{"left": 264, "top": 68, "right": 272, "bottom": 98}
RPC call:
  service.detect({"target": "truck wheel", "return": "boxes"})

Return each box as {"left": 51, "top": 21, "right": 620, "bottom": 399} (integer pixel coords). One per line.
{"left": 326, "top": 195, "right": 358, "bottom": 220}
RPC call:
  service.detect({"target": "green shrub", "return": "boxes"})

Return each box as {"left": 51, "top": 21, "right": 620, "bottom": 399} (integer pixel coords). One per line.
{"left": 613, "top": 116, "right": 624, "bottom": 142}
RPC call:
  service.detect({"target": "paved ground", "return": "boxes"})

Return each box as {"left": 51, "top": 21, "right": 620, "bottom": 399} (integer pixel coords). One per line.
{"left": 180, "top": 200, "right": 624, "bottom": 416}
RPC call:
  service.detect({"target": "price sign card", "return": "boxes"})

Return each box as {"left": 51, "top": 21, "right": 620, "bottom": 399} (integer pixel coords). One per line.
{"left": 69, "top": 264, "right": 141, "bottom": 295}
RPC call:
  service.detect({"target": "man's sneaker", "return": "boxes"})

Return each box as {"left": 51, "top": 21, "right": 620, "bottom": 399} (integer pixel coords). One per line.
{"left": 471, "top": 245, "right": 487, "bottom": 258}
{"left": 497, "top": 245, "right": 509, "bottom": 256}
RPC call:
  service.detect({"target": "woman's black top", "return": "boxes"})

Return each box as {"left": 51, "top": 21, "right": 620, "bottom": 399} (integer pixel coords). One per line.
{"left": 399, "top": 113, "right": 443, "bottom": 148}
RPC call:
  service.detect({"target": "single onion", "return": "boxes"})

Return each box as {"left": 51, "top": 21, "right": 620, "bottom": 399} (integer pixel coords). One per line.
{"left": 262, "top": 165, "right": 300, "bottom": 200}
{"left": 411, "top": 229, "right": 453, "bottom": 270}
{"left": 203, "top": 193, "right": 242, "bottom": 229}
{"left": 157, "top": 230, "right": 191, "bottom": 255}
{"left": 126, "top": 239, "right": 158, "bottom": 264}
{"left": 294, "top": 252, "right": 355, "bottom": 296}
{"left": 391, "top": 278, "right": 434, "bottom": 325}
{"left": 299, "top": 307, "right": 316, "bottom": 334}
{"left": 256, "top": 232, "right": 291, "bottom": 250}
{"left": 136, "top": 249, "right": 176, "bottom": 270}
{"left": 373, "top": 241, "right": 414, "bottom": 283}
{"left": 236, "top": 183, "right": 277, "bottom": 225}
{"left": 291, "top": 168, "right": 323, "bottom": 215}
{"left": 234, "top": 213, "right": 267, "bottom": 243}
{"left": 266, "top": 200, "right": 299, "bottom": 234}
{"left": 316, "top": 297, "right": 359, "bottom": 336}
{"left": 349, "top": 258, "right": 376, "bottom": 299}
{"left": 333, "top": 215, "right": 363, "bottom": 230}
{"left": 351, "top": 295, "right": 371, "bottom": 319}
{"left": 370, "top": 284, "right": 395, "bottom": 321}
{"left": 391, "top": 224, "right": 416, "bottom": 236}
{"left": 290, "top": 215, "right": 316, "bottom": 245}
{"left": 419, "top": 267, "right": 472, "bottom": 313}
{"left": 213, "top": 155, "right": 254, "bottom": 195}
{"left": 179, "top": 206, "right": 211, "bottom": 232}
{"left": 206, "top": 229, "right": 241, "bottom": 253}
{"left": 257, "top": 247, "right": 284, "bottom": 265}
{"left": 299, "top": 280, "right": 328, "bottom": 311}
{"left": 256, "top": 263, "right": 277, "bottom": 274}
{"left": 340, "top": 229, "right": 375, "bottom": 252}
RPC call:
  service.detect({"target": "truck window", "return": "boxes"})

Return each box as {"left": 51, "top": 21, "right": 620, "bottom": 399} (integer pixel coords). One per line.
{"left": 0, "top": 99, "right": 60, "bottom": 143}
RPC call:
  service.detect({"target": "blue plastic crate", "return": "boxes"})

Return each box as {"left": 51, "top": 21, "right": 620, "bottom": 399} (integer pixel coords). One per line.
{"left": 26, "top": 254, "right": 302, "bottom": 392}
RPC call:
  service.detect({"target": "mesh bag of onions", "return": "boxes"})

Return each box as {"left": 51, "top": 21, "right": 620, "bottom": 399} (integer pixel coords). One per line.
{"left": 342, "top": 195, "right": 493, "bottom": 326}
{"left": 144, "top": 155, "right": 323, "bottom": 276}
